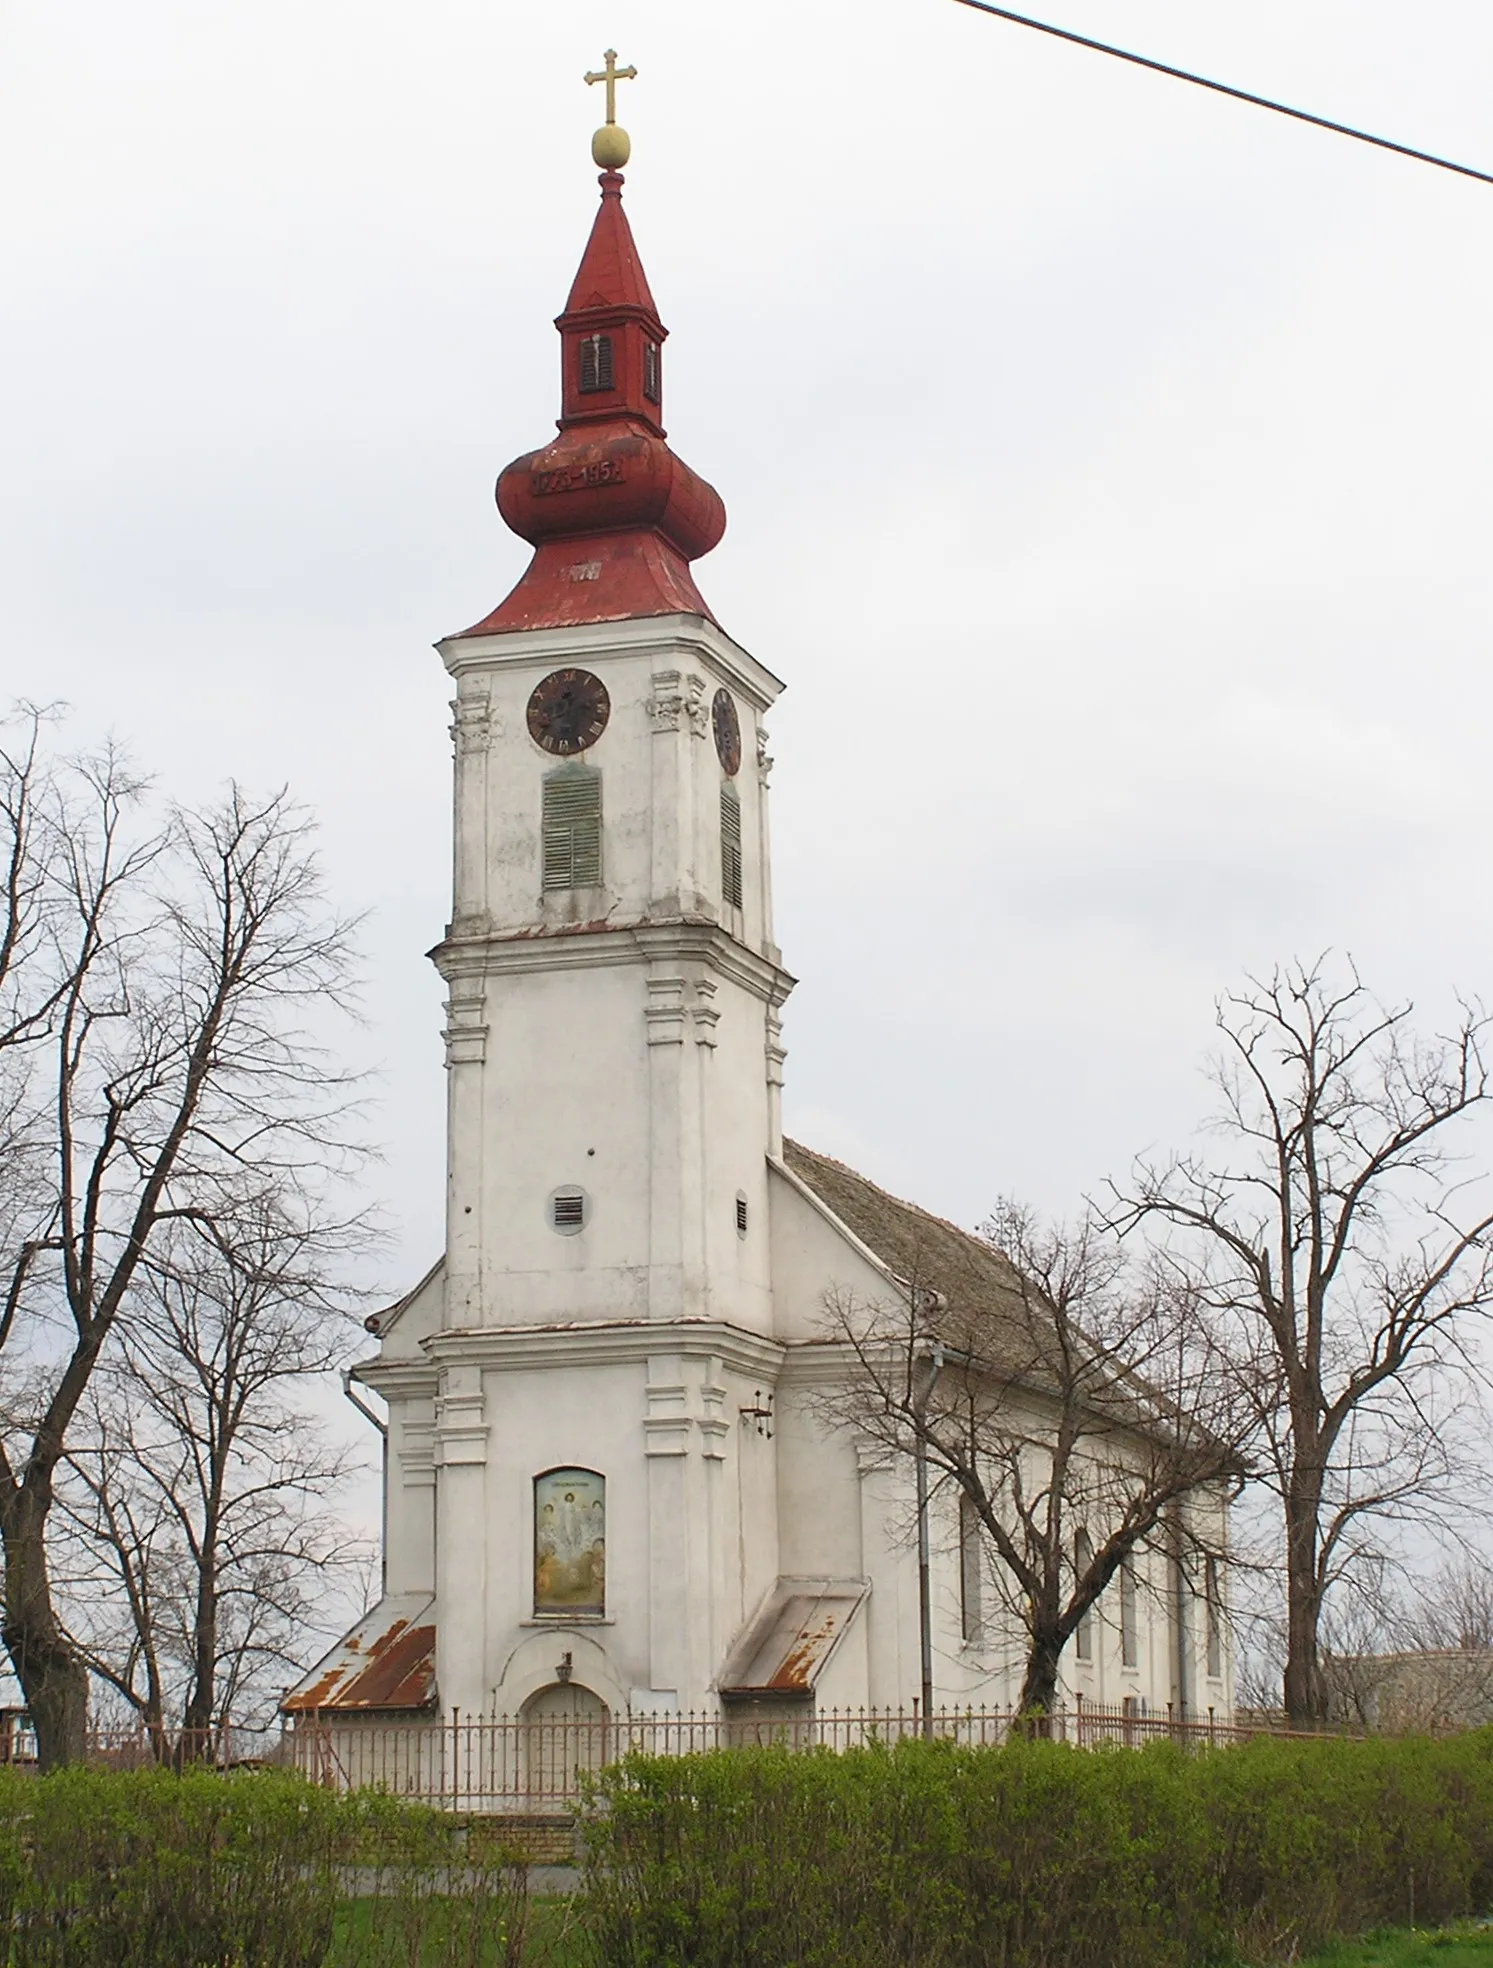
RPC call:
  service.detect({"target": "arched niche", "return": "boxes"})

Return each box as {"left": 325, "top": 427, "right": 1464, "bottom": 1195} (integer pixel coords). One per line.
{"left": 492, "top": 1629, "right": 629, "bottom": 1720}
{"left": 521, "top": 1680, "right": 607, "bottom": 1725}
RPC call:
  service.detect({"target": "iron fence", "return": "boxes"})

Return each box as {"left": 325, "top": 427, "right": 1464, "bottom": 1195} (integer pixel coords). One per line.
{"left": 0, "top": 1702, "right": 1359, "bottom": 1808}
{"left": 0, "top": 1721, "right": 276, "bottom": 1771}
{"left": 281, "top": 1700, "right": 1322, "bottom": 1812}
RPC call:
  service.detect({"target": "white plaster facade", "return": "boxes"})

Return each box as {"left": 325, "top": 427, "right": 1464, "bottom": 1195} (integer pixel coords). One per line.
{"left": 290, "top": 596, "right": 1233, "bottom": 1732}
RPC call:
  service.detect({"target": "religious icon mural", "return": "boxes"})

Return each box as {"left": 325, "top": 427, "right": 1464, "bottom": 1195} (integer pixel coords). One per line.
{"left": 533, "top": 1468, "right": 606, "bottom": 1615}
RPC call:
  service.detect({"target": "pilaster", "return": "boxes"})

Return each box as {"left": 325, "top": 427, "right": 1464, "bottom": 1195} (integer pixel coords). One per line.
{"left": 644, "top": 1359, "right": 689, "bottom": 1701}
{"left": 854, "top": 1436, "right": 906, "bottom": 1710}
{"left": 449, "top": 687, "right": 495, "bottom": 932}
{"left": 641, "top": 1352, "right": 738, "bottom": 1707}
{"left": 434, "top": 1363, "right": 489, "bottom": 1715}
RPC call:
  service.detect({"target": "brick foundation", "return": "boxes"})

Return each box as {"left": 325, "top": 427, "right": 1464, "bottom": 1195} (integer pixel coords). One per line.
{"left": 466, "top": 1814, "right": 578, "bottom": 1866}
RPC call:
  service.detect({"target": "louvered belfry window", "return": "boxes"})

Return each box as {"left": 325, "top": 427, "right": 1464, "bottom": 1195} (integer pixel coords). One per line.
{"left": 579, "top": 333, "right": 615, "bottom": 393}
{"left": 542, "top": 766, "right": 602, "bottom": 889}
{"left": 643, "top": 340, "right": 661, "bottom": 403}
{"left": 720, "top": 783, "right": 743, "bottom": 909}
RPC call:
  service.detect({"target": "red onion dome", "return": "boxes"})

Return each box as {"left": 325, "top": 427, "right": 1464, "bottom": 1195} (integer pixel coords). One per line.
{"left": 496, "top": 422, "right": 725, "bottom": 562}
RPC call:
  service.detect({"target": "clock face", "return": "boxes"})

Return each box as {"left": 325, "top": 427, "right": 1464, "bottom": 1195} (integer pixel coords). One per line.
{"left": 526, "top": 668, "right": 611, "bottom": 757}
{"left": 712, "top": 688, "right": 742, "bottom": 776}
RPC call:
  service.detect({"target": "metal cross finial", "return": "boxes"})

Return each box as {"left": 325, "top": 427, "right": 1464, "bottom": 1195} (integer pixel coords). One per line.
{"left": 585, "top": 48, "right": 637, "bottom": 125}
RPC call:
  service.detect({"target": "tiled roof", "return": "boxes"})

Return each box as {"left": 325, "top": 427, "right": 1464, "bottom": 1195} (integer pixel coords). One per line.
{"left": 783, "top": 1137, "right": 1027, "bottom": 1323}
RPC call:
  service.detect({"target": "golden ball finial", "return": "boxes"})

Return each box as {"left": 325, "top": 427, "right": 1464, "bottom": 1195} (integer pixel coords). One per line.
{"left": 592, "top": 122, "right": 631, "bottom": 169}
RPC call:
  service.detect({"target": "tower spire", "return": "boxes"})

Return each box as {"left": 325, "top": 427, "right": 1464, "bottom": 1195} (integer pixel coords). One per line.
{"left": 455, "top": 78, "right": 726, "bottom": 640}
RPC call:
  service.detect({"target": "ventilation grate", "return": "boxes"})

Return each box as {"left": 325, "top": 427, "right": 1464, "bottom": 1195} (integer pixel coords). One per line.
{"left": 579, "top": 333, "right": 615, "bottom": 393}
{"left": 542, "top": 767, "right": 602, "bottom": 890}
{"left": 643, "top": 340, "right": 661, "bottom": 403}
{"left": 552, "top": 1191, "right": 585, "bottom": 1230}
{"left": 720, "top": 783, "right": 743, "bottom": 910}
{"left": 735, "top": 1195, "right": 748, "bottom": 1237}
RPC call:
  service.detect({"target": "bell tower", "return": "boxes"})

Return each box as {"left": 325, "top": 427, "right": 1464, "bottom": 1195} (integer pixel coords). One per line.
{"left": 425, "top": 73, "right": 795, "bottom": 1719}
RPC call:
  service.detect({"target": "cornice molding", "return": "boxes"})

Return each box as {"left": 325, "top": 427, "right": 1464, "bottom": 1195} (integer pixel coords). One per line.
{"left": 357, "top": 1358, "right": 440, "bottom": 1399}
{"left": 436, "top": 613, "right": 785, "bottom": 709}
{"left": 775, "top": 1338, "right": 875, "bottom": 1390}
{"left": 431, "top": 916, "right": 796, "bottom": 1006}
{"left": 423, "top": 1317, "right": 787, "bottom": 1379}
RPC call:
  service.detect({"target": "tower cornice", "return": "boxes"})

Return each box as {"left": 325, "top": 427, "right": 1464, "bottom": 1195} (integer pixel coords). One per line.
{"left": 438, "top": 611, "right": 785, "bottom": 710}
{"left": 421, "top": 1318, "right": 788, "bottom": 1379}
{"left": 429, "top": 914, "right": 796, "bottom": 1006}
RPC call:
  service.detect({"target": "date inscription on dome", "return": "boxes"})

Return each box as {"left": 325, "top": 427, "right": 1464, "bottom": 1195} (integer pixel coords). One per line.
{"left": 533, "top": 459, "right": 627, "bottom": 497}
{"left": 527, "top": 668, "right": 611, "bottom": 757}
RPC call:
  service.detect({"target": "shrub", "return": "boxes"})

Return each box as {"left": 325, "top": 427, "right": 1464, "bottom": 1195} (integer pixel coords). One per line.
{"left": 0, "top": 1766, "right": 532, "bottom": 1968}
{"left": 580, "top": 1729, "right": 1493, "bottom": 1968}
{"left": 0, "top": 1764, "right": 343, "bottom": 1966}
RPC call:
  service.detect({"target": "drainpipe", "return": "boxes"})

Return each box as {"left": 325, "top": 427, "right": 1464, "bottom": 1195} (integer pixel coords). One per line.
{"left": 912, "top": 1340, "right": 945, "bottom": 1741}
{"left": 343, "top": 1372, "right": 389, "bottom": 1599}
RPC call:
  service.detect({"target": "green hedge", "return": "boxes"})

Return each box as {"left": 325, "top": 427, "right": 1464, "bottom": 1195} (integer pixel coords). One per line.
{"left": 580, "top": 1731, "right": 1493, "bottom": 1968}
{"left": 4, "top": 1734, "right": 1490, "bottom": 1966}
{"left": 0, "top": 1766, "right": 531, "bottom": 1967}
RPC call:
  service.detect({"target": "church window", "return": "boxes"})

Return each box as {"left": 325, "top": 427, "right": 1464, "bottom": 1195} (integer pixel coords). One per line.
{"left": 1074, "top": 1529, "right": 1094, "bottom": 1662}
{"left": 534, "top": 1467, "right": 605, "bottom": 1616}
{"left": 643, "top": 339, "right": 661, "bottom": 403}
{"left": 1120, "top": 1555, "right": 1139, "bottom": 1669}
{"left": 959, "top": 1493, "right": 984, "bottom": 1643}
{"left": 542, "top": 765, "right": 602, "bottom": 889}
{"left": 736, "top": 1193, "right": 749, "bottom": 1237}
{"left": 720, "top": 783, "right": 743, "bottom": 909}
{"left": 579, "top": 333, "right": 615, "bottom": 393}
{"left": 1205, "top": 1556, "right": 1224, "bottom": 1679}
{"left": 549, "top": 1187, "right": 587, "bottom": 1233}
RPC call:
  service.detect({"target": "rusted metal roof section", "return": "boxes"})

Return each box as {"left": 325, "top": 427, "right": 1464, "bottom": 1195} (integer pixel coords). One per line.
{"left": 718, "top": 1579, "right": 868, "bottom": 1699}
{"left": 282, "top": 1596, "right": 437, "bottom": 1714}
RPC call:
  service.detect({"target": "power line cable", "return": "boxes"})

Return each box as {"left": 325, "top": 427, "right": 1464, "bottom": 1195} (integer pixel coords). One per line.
{"left": 950, "top": 0, "right": 1493, "bottom": 188}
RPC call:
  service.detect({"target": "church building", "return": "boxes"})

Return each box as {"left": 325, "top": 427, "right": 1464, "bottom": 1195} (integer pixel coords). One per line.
{"left": 286, "top": 68, "right": 1232, "bottom": 1743}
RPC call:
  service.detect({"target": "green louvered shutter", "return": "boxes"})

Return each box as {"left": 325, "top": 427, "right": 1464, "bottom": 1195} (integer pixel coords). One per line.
{"left": 720, "top": 783, "right": 743, "bottom": 909}
{"left": 542, "top": 766, "right": 602, "bottom": 890}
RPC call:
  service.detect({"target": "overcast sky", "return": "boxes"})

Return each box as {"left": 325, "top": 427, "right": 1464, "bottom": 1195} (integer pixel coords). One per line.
{"left": 4, "top": 0, "right": 1492, "bottom": 1306}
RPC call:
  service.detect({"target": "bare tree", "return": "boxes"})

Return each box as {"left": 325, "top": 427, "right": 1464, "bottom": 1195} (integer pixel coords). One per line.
{"left": 1411, "top": 1557, "right": 1493, "bottom": 1652}
{"left": 53, "top": 1203, "right": 372, "bottom": 1757}
{"left": 819, "top": 1203, "right": 1248, "bottom": 1718}
{"left": 0, "top": 708, "right": 363, "bottom": 1765}
{"left": 1107, "top": 959, "right": 1493, "bottom": 1726}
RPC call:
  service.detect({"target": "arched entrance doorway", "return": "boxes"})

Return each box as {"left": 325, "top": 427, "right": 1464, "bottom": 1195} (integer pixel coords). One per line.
{"left": 520, "top": 1680, "right": 609, "bottom": 1804}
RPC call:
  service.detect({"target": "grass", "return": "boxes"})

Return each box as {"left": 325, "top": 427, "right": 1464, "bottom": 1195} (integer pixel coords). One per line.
{"left": 334, "top": 1900, "right": 1493, "bottom": 1968}
{"left": 334, "top": 1895, "right": 591, "bottom": 1965}
{"left": 1301, "top": 1928, "right": 1493, "bottom": 1967}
